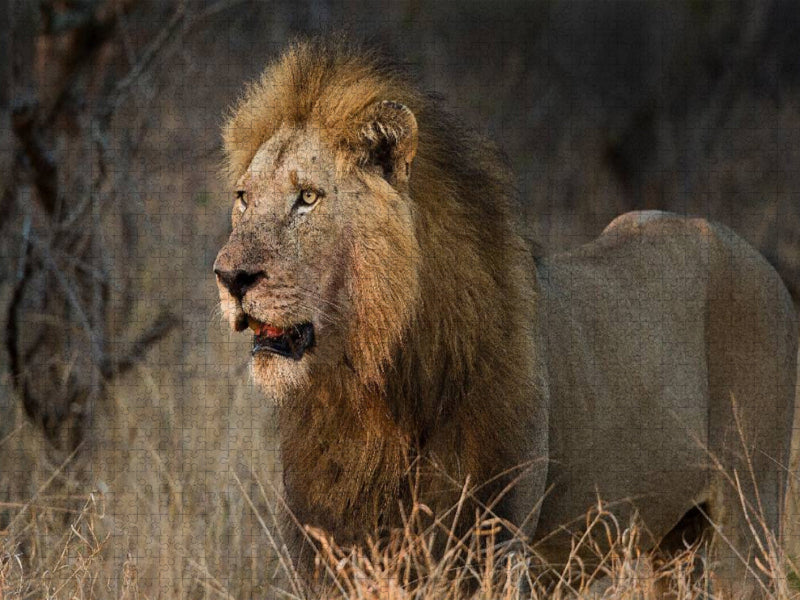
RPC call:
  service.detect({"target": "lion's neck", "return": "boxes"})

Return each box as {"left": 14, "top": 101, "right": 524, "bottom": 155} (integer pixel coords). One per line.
{"left": 278, "top": 368, "right": 413, "bottom": 547}
{"left": 278, "top": 324, "right": 528, "bottom": 550}
{"left": 279, "top": 232, "right": 545, "bottom": 554}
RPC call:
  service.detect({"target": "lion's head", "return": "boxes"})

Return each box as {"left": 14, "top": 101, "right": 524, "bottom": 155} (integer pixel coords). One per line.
{"left": 215, "top": 38, "right": 533, "bottom": 410}
{"left": 214, "top": 43, "right": 430, "bottom": 400}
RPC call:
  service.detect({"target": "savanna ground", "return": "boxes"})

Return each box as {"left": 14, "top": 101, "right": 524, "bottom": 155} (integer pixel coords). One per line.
{"left": 1, "top": 1, "right": 799, "bottom": 598}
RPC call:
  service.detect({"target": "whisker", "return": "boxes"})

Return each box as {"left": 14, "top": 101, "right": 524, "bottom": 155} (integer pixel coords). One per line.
{"left": 294, "top": 285, "right": 345, "bottom": 312}
{"left": 208, "top": 303, "right": 227, "bottom": 324}
{"left": 292, "top": 300, "right": 339, "bottom": 326}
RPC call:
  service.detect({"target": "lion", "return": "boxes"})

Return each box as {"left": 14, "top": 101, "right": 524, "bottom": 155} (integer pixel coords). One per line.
{"left": 213, "top": 38, "right": 798, "bottom": 595}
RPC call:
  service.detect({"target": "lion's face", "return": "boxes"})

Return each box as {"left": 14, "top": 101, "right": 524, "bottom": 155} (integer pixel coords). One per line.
{"left": 214, "top": 122, "right": 420, "bottom": 399}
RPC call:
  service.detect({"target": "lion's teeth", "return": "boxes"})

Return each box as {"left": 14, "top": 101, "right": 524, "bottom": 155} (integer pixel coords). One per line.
{"left": 248, "top": 317, "right": 263, "bottom": 333}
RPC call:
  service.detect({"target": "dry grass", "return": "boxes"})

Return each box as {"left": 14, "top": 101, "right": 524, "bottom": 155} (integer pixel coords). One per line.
{"left": 228, "top": 454, "right": 800, "bottom": 600}
{"left": 0, "top": 400, "right": 798, "bottom": 600}
{"left": 0, "top": 494, "right": 796, "bottom": 600}
{"left": 0, "top": 337, "right": 798, "bottom": 600}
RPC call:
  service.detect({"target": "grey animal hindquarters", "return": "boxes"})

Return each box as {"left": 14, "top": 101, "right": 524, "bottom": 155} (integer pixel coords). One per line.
{"left": 533, "top": 210, "right": 797, "bottom": 593}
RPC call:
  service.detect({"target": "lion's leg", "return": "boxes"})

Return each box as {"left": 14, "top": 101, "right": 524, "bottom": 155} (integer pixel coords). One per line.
{"left": 705, "top": 227, "right": 797, "bottom": 599}
{"left": 705, "top": 353, "right": 793, "bottom": 599}
{"left": 704, "top": 475, "right": 770, "bottom": 599}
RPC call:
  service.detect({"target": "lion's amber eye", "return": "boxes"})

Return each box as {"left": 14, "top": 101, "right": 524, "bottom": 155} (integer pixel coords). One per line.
{"left": 235, "top": 190, "right": 247, "bottom": 212}
{"left": 300, "top": 189, "right": 319, "bottom": 205}
{"left": 294, "top": 188, "right": 322, "bottom": 215}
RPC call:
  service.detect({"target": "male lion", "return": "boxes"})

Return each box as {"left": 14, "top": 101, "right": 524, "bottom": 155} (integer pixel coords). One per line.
{"left": 214, "top": 38, "right": 797, "bottom": 595}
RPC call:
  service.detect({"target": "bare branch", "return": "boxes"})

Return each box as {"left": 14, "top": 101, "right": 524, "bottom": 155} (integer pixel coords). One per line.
{"left": 5, "top": 0, "right": 216, "bottom": 447}
{"left": 100, "top": 310, "right": 179, "bottom": 379}
{"left": 107, "top": 2, "right": 188, "bottom": 114}
{"left": 11, "top": 100, "right": 58, "bottom": 215}
{"left": 106, "top": 0, "right": 250, "bottom": 118}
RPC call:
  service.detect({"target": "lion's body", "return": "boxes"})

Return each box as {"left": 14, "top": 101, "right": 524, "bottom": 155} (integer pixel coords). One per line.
{"left": 536, "top": 212, "right": 797, "bottom": 579}
{"left": 214, "top": 39, "right": 798, "bottom": 594}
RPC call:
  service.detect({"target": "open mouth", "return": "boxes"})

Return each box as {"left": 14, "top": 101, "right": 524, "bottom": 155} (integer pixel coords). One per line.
{"left": 248, "top": 318, "right": 315, "bottom": 360}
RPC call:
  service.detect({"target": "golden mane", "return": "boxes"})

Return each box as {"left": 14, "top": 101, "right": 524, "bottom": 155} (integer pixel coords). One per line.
{"left": 218, "top": 37, "right": 548, "bottom": 562}
{"left": 223, "top": 38, "right": 415, "bottom": 181}
{"left": 221, "top": 36, "right": 538, "bottom": 250}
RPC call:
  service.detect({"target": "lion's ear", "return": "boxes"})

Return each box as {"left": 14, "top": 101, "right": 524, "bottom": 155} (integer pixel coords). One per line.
{"left": 358, "top": 100, "right": 418, "bottom": 188}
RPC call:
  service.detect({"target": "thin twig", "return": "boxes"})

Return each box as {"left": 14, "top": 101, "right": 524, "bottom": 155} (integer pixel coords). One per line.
{"left": 100, "top": 309, "right": 179, "bottom": 379}
{"left": 107, "top": 0, "right": 250, "bottom": 118}
{"left": 11, "top": 101, "right": 58, "bottom": 214}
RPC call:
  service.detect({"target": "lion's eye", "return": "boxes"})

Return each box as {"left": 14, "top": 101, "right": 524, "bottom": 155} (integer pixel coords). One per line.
{"left": 294, "top": 188, "right": 322, "bottom": 215}
{"left": 300, "top": 189, "right": 319, "bottom": 205}
{"left": 235, "top": 190, "right": 247, "bottom": 213}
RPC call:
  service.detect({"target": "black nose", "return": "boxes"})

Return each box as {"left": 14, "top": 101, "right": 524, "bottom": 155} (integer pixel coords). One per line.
{"left": 214, "top": 268, "right": 266, "bottom": 300}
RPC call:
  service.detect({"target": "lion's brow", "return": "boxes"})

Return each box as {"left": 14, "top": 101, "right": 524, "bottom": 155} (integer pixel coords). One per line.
{"left": 273, "top": 139, "right": 289, "bottom": 170}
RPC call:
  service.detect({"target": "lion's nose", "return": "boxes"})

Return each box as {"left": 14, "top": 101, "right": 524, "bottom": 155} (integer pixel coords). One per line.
{"left": 214, "top": 267, "right": 266, "bottom": 300}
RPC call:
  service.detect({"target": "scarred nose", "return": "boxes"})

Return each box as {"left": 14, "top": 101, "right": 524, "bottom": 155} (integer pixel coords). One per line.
{"left": 214, "top": 267, "right": 266, "bottom": 300}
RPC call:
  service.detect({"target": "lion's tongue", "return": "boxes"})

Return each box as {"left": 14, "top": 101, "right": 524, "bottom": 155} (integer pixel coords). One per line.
{"left": 248, "top": 318, "right": 285, "bottom": 338}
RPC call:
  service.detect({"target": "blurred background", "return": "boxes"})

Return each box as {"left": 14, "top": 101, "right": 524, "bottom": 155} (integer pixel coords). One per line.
{"left": 1, "top": 1, "right": 799, "bottom": 597}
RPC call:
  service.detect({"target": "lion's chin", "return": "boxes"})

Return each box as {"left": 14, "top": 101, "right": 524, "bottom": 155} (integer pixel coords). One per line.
{"left": 251, "top": 351, "right": 312, "bottom": 402}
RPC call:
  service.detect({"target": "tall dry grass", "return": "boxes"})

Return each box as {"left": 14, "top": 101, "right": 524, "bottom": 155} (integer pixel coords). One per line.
{"left": 1, "top": 390, "right": 798, "bottom": 600}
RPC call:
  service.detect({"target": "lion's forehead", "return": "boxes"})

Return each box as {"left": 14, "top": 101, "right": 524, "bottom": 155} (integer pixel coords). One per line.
{"left": 245, "top": 126, "right": 335, "bottom": 187}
